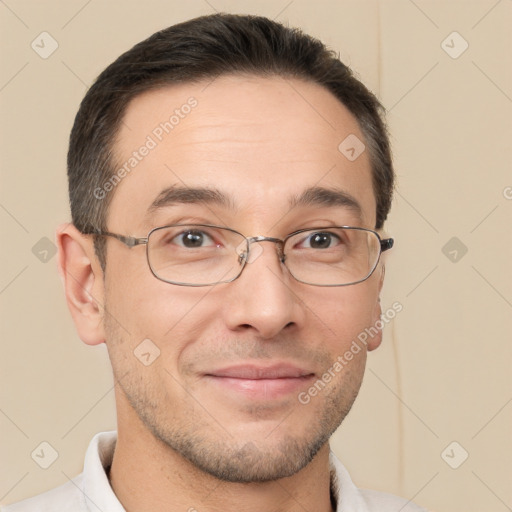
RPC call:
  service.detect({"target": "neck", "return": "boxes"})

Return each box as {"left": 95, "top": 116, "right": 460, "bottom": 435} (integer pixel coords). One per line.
{"left": 109, "top": 410, "right": 334, "bottom": 512}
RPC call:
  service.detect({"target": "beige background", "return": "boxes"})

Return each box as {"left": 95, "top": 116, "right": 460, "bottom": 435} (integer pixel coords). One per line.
{"left": 1, "top": 1, "right": 511, "bottom": 511}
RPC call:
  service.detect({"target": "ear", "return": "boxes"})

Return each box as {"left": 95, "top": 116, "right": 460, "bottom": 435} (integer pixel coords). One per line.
{"left": 367, "top": 264, "right": 385, "bottom": 352}
{"left": 56, "top": 223, "right": 106, "bottom": 346}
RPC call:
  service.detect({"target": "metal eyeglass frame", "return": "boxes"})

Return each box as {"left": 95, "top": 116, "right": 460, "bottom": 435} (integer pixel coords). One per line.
{"left": 84, "top": 224, "right": 394, "bottom": 287}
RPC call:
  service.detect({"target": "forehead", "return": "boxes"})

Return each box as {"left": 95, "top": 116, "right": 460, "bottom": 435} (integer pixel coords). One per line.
{"left": 108, "top": 75, "right": 376, "bottom": 232}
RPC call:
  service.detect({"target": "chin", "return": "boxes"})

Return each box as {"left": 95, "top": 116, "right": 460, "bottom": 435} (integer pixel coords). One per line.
{"left": 165, "top": 431, "right": 330, "bottom": 483}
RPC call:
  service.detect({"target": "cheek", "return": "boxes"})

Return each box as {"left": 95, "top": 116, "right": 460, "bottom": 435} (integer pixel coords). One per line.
{"left": 310, "top": 281, "right": 379, "bottom": 338}
{"left": 105, "top": 250, "right": 181, "bottom": 334}
{"left": 103, "top": 265, "right": 217, "bottom": 363}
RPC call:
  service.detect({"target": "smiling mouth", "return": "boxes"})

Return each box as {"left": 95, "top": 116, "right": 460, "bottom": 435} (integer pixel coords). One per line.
{"left": 204, "top": 364, "right": 315, "bottom": 399}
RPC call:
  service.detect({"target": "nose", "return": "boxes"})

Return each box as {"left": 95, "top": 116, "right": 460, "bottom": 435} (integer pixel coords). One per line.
{"left": 222, "top": 240, "right": 301, "bottom": 339}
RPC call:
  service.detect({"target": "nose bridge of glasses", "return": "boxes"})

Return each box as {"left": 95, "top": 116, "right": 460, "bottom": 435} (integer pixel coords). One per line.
{"left": 241, "top": 236, "right": 285, "bottom": 263}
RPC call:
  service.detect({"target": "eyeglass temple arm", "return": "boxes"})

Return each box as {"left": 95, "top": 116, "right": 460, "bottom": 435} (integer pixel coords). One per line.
{"left": 83, "top": 229, "right": 148, "bottom": 248}
{"left": 380, "top": 238, "right": 394, "bottom": 252}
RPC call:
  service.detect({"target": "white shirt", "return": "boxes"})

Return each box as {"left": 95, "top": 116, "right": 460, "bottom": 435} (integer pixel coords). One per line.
{"left": 2, "top": 431, "right": 427, "bottom": 512}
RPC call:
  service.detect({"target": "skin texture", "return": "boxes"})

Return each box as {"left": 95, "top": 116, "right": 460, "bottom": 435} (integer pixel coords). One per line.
{"left": 57, "top": 75, "right": 386, "bottom": 512}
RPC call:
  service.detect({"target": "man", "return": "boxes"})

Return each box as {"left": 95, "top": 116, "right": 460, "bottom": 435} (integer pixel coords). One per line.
{"left": 3, "top": 13, "right": 426, "bottom": 512}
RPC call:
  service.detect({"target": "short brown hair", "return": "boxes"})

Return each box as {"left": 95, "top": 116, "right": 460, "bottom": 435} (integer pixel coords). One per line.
{"left": 68, "top": 13, "right": 394, "bottom": 270}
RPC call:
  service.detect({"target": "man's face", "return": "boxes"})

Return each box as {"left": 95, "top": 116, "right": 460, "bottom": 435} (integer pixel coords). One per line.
{"left": 102, "top": 75, "right": 383, "bottom": 482}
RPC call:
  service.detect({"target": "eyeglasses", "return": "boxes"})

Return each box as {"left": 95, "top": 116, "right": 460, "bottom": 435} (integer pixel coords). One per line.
{"left": 86, "top": 224, "right": 393, "bottom": 287}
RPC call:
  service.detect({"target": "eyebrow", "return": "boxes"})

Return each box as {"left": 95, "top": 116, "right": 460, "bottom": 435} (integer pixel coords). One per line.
{"left": 289, "top": 186, "right": 362, "bottom": 219}
{"left": 146, "top": 184, "right": 363, "bottom": 221}
{"left": 146, "top": 185, "right": 235, "bottom": 216}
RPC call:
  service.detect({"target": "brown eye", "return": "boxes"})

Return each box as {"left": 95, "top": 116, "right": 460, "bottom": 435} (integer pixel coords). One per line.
{"left": 300, "top": 232, "right": 341, "bottom": 249}
{"left": 173, "top": 230, "right": 215, "bottom": 248}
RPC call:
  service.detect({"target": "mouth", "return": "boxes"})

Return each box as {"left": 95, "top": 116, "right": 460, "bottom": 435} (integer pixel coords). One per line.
{"left": 204, "top": 364, "right": 316, "bottom": 400}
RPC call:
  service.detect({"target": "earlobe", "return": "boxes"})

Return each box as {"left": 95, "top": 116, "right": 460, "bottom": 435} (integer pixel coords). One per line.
{"left": 56, "top": 223, "right": 106, "bottom": 346}
{"left": 367, "top": 265, "right": 386, "bottom": 352}
{"left": 367, "top": 300, "right": 383, "bottom": 351}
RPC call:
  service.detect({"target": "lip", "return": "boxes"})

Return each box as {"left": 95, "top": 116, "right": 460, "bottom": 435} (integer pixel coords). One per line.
{"left": 204, "top": 364, "right": 315, "bottom": 400}
{"left": 207, "top": 363, "right": 313, "bottom": 379}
